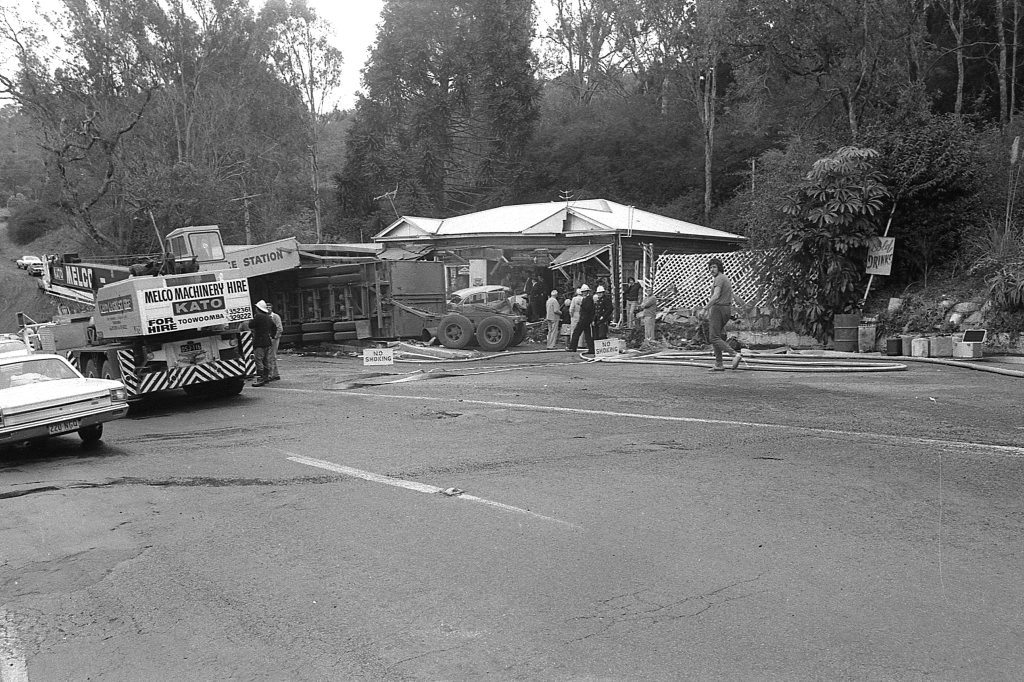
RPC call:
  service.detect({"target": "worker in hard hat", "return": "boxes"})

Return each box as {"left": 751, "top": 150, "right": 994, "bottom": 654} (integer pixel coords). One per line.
{"left": 545, "top": 289, "right": 562, "bottom": 350}
{"left": 251, "top": 300, "right": 276, "bottom": 386}
{"left": 592, "top": 285, "right": 613, "bottom": 340}
{"left": 568, "top": 284, "right": 595, "bottom": 354}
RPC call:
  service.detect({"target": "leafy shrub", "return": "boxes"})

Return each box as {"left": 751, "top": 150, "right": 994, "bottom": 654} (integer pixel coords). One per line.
{"left": 755, "top": 146, "right": 889, "bottom": 341}
{"left": 987, "top": 267, "right": 1024, "bottom": 311}
{"left": 7, "top": 203, "right": 54, "bottom": 245}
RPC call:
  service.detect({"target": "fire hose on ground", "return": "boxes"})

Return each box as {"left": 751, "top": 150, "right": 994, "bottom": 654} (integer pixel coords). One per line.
{"left": 390, "top": 343, "right": 1024, "bottom": 377}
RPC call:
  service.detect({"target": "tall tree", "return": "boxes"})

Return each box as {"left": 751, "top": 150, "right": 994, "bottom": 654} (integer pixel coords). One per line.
{"left": 0, "top": 0, "right": 159, "bottom": 248}
{"left": 542, "top": 0, "right": 625, "bottom": 105}
{"left": 262, "top": 0, "right": 343, "bottom": 243}
{"left": 340, "top": 0, "right": 539, "bottom": 224}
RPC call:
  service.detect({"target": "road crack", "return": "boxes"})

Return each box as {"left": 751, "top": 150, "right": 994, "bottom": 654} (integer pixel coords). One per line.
{"left": 1, "top": 476, "right": 341, "bottom": 499}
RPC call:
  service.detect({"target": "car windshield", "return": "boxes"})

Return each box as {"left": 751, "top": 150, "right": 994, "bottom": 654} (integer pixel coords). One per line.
{"left": 0, "top": 358, "right": 78, "bottom": 389}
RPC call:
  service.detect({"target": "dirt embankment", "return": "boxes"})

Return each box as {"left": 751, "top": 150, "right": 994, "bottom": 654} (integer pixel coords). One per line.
{"left": 0, "top": 220, "right": 62, "bottom": 333}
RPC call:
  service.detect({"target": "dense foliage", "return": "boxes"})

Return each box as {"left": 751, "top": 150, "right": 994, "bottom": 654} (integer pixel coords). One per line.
{"left": 337, "top": 0, "right": 539, "bottom": 227}
{"left": 2, "top": 0, "right": 1024, "bottom": 337}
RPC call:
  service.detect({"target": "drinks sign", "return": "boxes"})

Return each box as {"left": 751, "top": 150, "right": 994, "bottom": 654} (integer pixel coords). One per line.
{"left": 865, "top": 237, "right": 895, "bottom": 276}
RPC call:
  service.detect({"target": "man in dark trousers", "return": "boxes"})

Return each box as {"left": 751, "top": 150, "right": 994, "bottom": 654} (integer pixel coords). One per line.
{"left": 623, "top": 277, "right": 641, "bottom": 328}
{"left": 568, "top": 284, "right": 595, "bottom": 355}
{"left": 592, "top": 285, "right": 613, "bottom": 340}
{"left": 251, "top": 300, "right": 276, "bottom": 386}
{"left": 704, "top": 258, "right": 741, "bottom": 372}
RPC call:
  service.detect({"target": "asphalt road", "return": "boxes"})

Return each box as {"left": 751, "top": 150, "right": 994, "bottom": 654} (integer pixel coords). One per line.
{"left": 2, "top": 351, "right": 1024, "bottom": 680}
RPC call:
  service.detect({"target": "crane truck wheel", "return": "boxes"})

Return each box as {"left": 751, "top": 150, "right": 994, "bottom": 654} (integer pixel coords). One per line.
{"left": 476, "top": 316, "right": 514, "bottom": 352}
{"left": 83, "top": 356, "right": 104, "bottom": 379}
{"left": 438, "top": 314, "right": 473, "bottom": 349}
{"left": 102, "top": 356, "right": 121, "bottom": 381}
{"left": 509, "top": 321, "right": 526, "bottom": 347}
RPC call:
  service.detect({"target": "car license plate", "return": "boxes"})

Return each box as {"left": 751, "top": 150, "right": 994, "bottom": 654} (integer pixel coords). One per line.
{"left": 48, "top": 419, "right": 80, "bottom": 435}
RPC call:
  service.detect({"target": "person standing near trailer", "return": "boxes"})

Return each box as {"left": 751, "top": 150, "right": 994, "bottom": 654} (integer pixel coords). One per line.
{"left": 266, "top": 302, "right": 283, "bottom": 382}
{"left": 251, "top": 300, "right": 276, "bottom": 386}
{"left": 545, "top": 289, "right": 562, "bottom": 350}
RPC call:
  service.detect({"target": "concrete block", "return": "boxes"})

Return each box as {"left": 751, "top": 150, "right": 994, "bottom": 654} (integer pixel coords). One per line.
{"left": 911, "top": 337, "right": 931, "bottom": 357}
{"left": 929, "top": 336, "right": 953, "bottom": 357}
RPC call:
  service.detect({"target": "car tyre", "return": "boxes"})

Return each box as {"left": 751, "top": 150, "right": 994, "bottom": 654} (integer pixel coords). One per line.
{"left": 438, "top": 314, "right": 473, "bottom": 349}
{"left": 476, "top": 316, "right": 514, "bottom": 352}
{"left": 79, "top": 423, "right": 103, "bottom": 444}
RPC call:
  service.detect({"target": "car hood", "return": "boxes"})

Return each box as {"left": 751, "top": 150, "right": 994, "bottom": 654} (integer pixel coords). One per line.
{"left": 0, "top": 378, "right": 123, "bottom": 409}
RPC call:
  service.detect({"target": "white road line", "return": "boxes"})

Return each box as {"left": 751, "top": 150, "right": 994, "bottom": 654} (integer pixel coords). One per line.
{"left": 277, "top": 387, "right": 1024, "bottom": 458}
{"left": 0, "top": 610, "right": 28, "bottom": 682}
{"left": 285, "top": 453, "right": 574, "bottom": 528}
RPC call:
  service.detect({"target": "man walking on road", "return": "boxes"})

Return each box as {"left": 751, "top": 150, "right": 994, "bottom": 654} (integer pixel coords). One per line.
{"left": 251, "top": 300, "right": 276, "bottom": 386}
{"left": 704, "top": 258, "right": 742, "bottom": 372}
{"left": 266, "top": 302, "right": 283, "bottom": 382}
{"left": 545, "top": 289, "right": 562, "bottom": 349}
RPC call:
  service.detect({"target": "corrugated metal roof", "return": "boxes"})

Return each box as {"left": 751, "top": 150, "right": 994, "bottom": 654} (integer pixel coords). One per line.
{"left": 549, "top": 243, "right": 612, "bottom": 268}
{"left": 374, "top": 199, "right": 744, "bottom": 242}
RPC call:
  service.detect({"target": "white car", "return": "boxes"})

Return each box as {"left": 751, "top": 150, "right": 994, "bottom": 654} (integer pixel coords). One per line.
{"left": 448, "top": 285, "right": 527, "bottom": 315}
{"left": 0, "top": 336, "right": 32, "bottom": 358}
{"left": 0, "top": 353, "right": 129, "bottom": 446}
{"left": 16, "top": 255, "right": 42, "bottom": 270}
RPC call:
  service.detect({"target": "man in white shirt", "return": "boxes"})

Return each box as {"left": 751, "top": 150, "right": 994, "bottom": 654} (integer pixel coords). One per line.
{"left": 266, "top": 303, "right": 284, "bottom": 381}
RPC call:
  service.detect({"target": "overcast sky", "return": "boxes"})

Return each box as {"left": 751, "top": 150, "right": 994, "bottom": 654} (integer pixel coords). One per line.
{"left": 5, "top": 0, "right": 552, "bottom": 111}
{"left": 298, "top": 0, "right": 384, "bottom": 110}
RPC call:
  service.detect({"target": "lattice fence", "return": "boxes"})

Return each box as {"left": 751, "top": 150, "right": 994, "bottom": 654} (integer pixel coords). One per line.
{"left": 654, "top": 250, "right": 774, "bottom": 309}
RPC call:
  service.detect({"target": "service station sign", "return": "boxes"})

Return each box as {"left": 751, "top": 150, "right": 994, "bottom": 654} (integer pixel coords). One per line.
{"left": 222, "top": 237, "right": 301, "bottom": 278}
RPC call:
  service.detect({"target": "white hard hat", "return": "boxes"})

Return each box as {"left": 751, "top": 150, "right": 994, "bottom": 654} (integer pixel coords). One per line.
{"left": 595, "top": 285, "right": 605, "bottom": 293}
{"left": 579, "top": 284, "right": 591, "bottom": 292}
{"left": 255, "top": 300, "right": 268, "bottom": 312}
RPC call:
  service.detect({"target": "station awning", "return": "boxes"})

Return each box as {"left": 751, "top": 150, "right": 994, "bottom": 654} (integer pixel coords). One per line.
{"left": 548, "top": 243, "right": 612, "bottom": 268}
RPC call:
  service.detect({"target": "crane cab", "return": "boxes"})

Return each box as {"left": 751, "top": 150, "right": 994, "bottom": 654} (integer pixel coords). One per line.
{"left": 165, "top": 226, "right": 227, "bottom": 271}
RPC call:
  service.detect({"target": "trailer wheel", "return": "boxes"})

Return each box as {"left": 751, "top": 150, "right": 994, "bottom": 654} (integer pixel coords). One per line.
{"left": 78, "top": 423, "right": 103, "bottom": 444}
{"left": 438, "top": 314, "right": 473, "bottom": 349}
{"left": 476, "top": 316, "right": 514, "bottom": 351}
{"left": 509, "top": 321, "right": 526, "bottom": 347}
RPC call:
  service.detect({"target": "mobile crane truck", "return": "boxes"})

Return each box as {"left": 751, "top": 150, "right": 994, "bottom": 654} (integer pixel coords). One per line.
{"left": 26, "top": 229, "right": 255, "bottom": 400}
